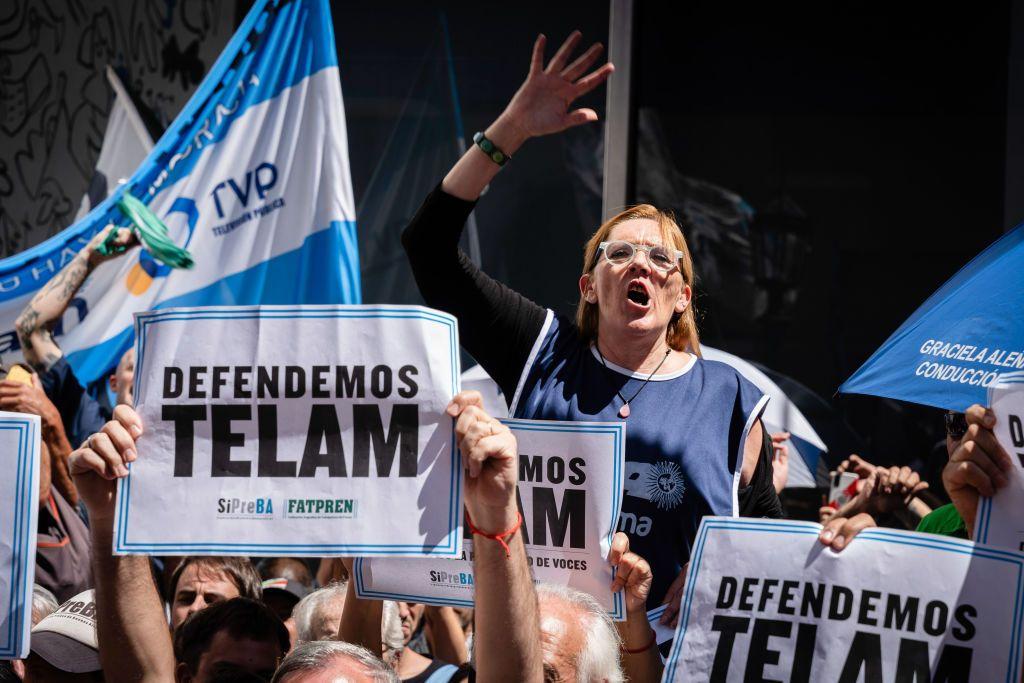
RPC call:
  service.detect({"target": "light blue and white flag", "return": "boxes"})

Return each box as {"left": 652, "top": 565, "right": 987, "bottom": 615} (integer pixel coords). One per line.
{"left": 0, "top": 0, "right": 359, "bottom": 386}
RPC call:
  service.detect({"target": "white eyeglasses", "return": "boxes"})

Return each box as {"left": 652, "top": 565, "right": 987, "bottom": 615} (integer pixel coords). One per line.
{"left": 598, "top": 241, "right": 683, "bottom": 273}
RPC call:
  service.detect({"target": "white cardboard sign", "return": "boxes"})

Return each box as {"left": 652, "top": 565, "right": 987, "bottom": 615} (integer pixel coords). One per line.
{"left": 355, "top": 419, "right": 627, "bottom": 619}
{"left": 975, "top": 371, "right": 1024, "bottom": 550}
{"left": 0, "top": 411, "right": 40, "bottom": 659}
{"left": 664, "top": 517, "right": 1024, "bottom": 682}
{"left": 113, "top": 305, "right": 462, "bottom": 557}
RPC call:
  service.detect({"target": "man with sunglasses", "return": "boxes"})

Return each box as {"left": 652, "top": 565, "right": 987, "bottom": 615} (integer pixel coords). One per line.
{"left": 915, "top": 405, "right": 1013, "bottom": 538}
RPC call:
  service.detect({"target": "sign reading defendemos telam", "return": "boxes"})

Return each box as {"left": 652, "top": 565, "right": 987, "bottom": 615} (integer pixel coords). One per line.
{"left": 355, "top": 419, "right": 627, "bottom": 619}
{"left": 664, "top": 517, "right": 1024, "bottom": 682}
{"left": 0, "top": 411, "right": 40, "bottom": 660}
{"left": 113, "top": 305, "right": 462, "bottom": 556}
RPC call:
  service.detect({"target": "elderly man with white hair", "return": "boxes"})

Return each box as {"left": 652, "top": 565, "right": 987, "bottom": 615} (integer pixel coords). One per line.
{"left": 272, "top": 641, "right": 398, "bottom": 683}
{"left": 292, "top": 581, "right": 348, "bottom": 643}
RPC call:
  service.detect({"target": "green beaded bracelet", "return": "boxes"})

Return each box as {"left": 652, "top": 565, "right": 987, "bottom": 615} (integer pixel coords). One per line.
{"left": 473, "top": 131, "right": 511, "bottom": 166}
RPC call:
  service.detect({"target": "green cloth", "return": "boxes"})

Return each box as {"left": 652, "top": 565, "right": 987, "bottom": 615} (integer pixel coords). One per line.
{"left": 916, "top": 503, "right": 969, "bottom": 539}
{"left": 95, "top": 194, "right": 194, "bottom": 269}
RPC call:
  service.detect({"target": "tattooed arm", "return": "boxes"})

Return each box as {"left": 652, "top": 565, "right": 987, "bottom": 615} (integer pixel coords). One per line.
{"left": 15, "top": 225, "right": 137, "bottom": 372}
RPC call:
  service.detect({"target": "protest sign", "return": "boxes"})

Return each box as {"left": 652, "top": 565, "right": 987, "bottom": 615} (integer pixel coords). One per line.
{"left": 113, "top": 304, "right": 462, "bottom": 557}
{"left": 354, "top": 419, "right": 626, "bottom": 618}
{"left": 664, "top": 517, "right": 1024, "bottom": 682}
{"left": 0, "top": 412, "right": 40, "bottom": 659}
{"left": 974, "top": 371, "right": 1024, "bottom": 550}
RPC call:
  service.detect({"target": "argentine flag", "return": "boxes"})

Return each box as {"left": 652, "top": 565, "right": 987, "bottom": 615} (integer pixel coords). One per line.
{"left": 0, "top": 0, "right": 359, "bottom": 385}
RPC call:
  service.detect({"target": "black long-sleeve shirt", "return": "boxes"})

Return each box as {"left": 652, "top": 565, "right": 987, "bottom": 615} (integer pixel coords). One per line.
{"left": 402, "top": 185, "right": 782, "bottom": 518}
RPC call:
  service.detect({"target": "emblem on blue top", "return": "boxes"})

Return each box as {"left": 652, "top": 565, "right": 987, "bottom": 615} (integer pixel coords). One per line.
{"left": 645, "top": 461, "right": 686, "bottom": 510}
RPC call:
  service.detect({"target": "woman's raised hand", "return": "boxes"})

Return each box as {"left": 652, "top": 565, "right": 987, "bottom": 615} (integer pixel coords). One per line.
{"left": 499, "top": 31, "right": 614, "bottom": 142}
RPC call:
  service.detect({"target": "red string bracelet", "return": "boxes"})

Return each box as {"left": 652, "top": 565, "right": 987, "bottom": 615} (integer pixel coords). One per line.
{"left": 622, "top": 628, "right": 657, "bottom": 654}
{"left": 466, "top": 511, "right": 523, "bottom": 558}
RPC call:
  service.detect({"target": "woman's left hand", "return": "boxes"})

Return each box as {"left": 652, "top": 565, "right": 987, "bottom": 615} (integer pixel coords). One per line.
{"left": 609, "top": 532, "right": 653, "bottom": 616}
{"left": 500, "top": 31, "right": 614, "bottom": 142}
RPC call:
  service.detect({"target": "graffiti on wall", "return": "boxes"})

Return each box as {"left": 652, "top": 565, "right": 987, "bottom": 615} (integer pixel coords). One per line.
{"left": 0, "top": 0, "right": 234, "bottom": 257}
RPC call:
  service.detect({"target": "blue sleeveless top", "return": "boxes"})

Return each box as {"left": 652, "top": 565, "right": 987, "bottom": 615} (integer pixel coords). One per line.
{"left": 510, "top": 313, "right": 768, "bottom": 607}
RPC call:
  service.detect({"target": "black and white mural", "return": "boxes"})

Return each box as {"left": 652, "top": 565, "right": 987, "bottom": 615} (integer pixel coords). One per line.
{"left": 0, "top": 0, "right": 234, "bottom": 257}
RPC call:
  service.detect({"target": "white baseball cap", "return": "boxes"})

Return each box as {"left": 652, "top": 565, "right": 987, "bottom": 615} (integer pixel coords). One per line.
{"left": 30, "top": 589, "right": 101, "bottom": 673}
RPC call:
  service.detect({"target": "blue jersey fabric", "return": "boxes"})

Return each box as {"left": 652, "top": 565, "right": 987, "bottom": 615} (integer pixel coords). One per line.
{"left": 510, "top": 313, "right": 768, "bottom": 607}
{"left": 40, "top": 356, "right": 109, "bottom": 448}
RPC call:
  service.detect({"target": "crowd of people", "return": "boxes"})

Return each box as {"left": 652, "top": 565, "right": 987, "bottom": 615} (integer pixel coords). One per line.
{"left": 0, "top": 31, "right": 1015, "bottom": 683}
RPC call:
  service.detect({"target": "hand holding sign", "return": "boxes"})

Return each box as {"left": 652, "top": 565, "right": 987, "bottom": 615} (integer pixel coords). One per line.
{"left": 609, "top": 531, "right": 652, "bottom": 615}
{"left": 945, "top": 404, "right": 1013, "bottom": 534}
{"left": 68, "top": 405, "right": 142, "bottom": 525}
{"left": 448, "top": 391, "right": 519, "bottom": 532}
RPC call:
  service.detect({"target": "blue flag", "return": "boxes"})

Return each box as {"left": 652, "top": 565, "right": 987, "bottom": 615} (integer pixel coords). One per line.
{"left": 0, "top": 0, "right": 360, "bottom": 385}
{"left": 840, "top": 224, "right": 1024, "bottom": 411}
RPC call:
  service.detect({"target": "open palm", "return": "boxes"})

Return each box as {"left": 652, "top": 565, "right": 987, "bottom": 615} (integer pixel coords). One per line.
{"left": 503, "top": 31, "right": 614, "bottom": 139}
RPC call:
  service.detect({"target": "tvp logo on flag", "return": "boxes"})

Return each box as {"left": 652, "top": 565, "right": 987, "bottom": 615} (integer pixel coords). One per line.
{"left": 0, "top": 0, "right": 360, "bottom": 385}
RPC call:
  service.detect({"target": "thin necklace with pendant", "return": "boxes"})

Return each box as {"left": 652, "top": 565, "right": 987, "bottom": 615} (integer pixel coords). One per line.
{"left": 595, "top": 345, "right": 672, "bottom": 419}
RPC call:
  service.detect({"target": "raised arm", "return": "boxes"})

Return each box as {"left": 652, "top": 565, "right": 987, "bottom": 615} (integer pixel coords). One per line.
{"left": 442, "top": 31, "right": 613, "bottom": 201}
{"left": 16, "top": 225, "right": 136, "bottom": 372}
{"left": 448, "top": 391, "right": 542, "bottom": 683}
{"left": 609, "top": 532, "right": 663, "bottom": 683}
{"left": 69, "top": 405, "right": 176, "bottom": 682}
{"left": 0, "top": 372, "right": 77, "bottom": 504}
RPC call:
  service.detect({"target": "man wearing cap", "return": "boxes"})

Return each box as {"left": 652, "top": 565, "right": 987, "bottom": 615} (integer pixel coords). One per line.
{"left": 23, "top": 589, "right": 103, "bottom": 682}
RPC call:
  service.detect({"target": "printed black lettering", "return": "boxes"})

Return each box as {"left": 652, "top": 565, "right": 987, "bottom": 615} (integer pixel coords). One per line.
{"left": 923, "top": 600, "right": 949, "bottom": 636}
{"left": 738, "top": 578, "right": 757, "bottom": 611}
{"left": 1010, "top": 414, "right": 1024, "bottom": 448}
{"left": 757, "top": 579, "right": 779, "bottom": 612}
{"left": 257, "top": 405, "right": 295, "bottom": 476}
{"left": 336, "top": 365, "right": 365, "bottom": 398}
{"left": 709, "top": 615, "right": 749, "bottom": 683}
{"left": 837, "top": 631, "right": 882, "bottom": 683}
{"left": 884, "top": 594, "right": 919, "bottom": 632}
{"left": 893, "top": 638, "right": 930, "bottom": 683}
{"left": 234, "top": 366, "right": 252, "bottom": 399}
{"left": 164, "top": 367, "right": 183, "bottom": 398}
{"left": 211, "top": 366, "right": 229, "bottom": 399}
{"left": 858, "top": 590, "right": 881, "bottom": 627}
{"left": 298, "top": 404, "right": 345, "bottom": 477}
{"left": 397, "top": 365, "right": 418, "bottom": 398}
{"left": 829, "top": 585, "right": 854, "bottom": 620}
{"left": 778, "top": 580, "right": 799, "bottom": 616}
{"left": 165, "top": 404, "right": 206, "bottom": 476}
{"left": 532, "top": 487, "right": 586, "bottom": 549}
{"left": 801, "top": 582, "right": 824, "bottom": 618}
{"left": 932, "top": 644, "right": 973, "bottom": 682}
{"left": 257, "top": 366, "right": 279, "bottom": 398}
{"left": 546, "top": 456, "right": 565, "bottom": 484}
{"left": 520, "top": 454, "right": 542, "bottom": 482}
{"left": 370, "top": 365, "right": 392, "bottom": 398}
{"left": 743, "top": 618, "right": 792, "bottom": 682}
{"left": 791, "top": 622, "right": 817, "bottom": 683}
{"left": 952, "top": 604, "right": 977, "bottom": 642}
{"left": 716, "top": 577, "right": 738, "bottom": 609}
{"left": 568, "top": 457, "right": 586, "bottom": 485}
{"left": 352, "top": 404, "right": 418, "bottom": 477}
{"left": 189, "top": 365, "right": 208, "bottom": 398}
{"left": 312, "top": 366, "right": 330, "bottom": 398}
{"left": 285, "top": 366, "right": 306, "bottom": 398}
{"left": 211, "top": 405, "right": 250, "bottom": 476}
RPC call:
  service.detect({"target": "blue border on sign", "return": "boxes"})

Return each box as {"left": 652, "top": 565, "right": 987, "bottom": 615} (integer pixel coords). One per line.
{"left": 1, "top": 419, "right": 37, "bottom": 659}
{"left": 978, "top": 496, "right": 992, "bottom": 544}
{"left": 114, "top": 305, "right": 463, "bottom": 556}
{"left": 354, "top": 419, "right": 627, "bottom": 619}
{"left": 662, "top": 518, "right": 1024, "bottom": 682}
